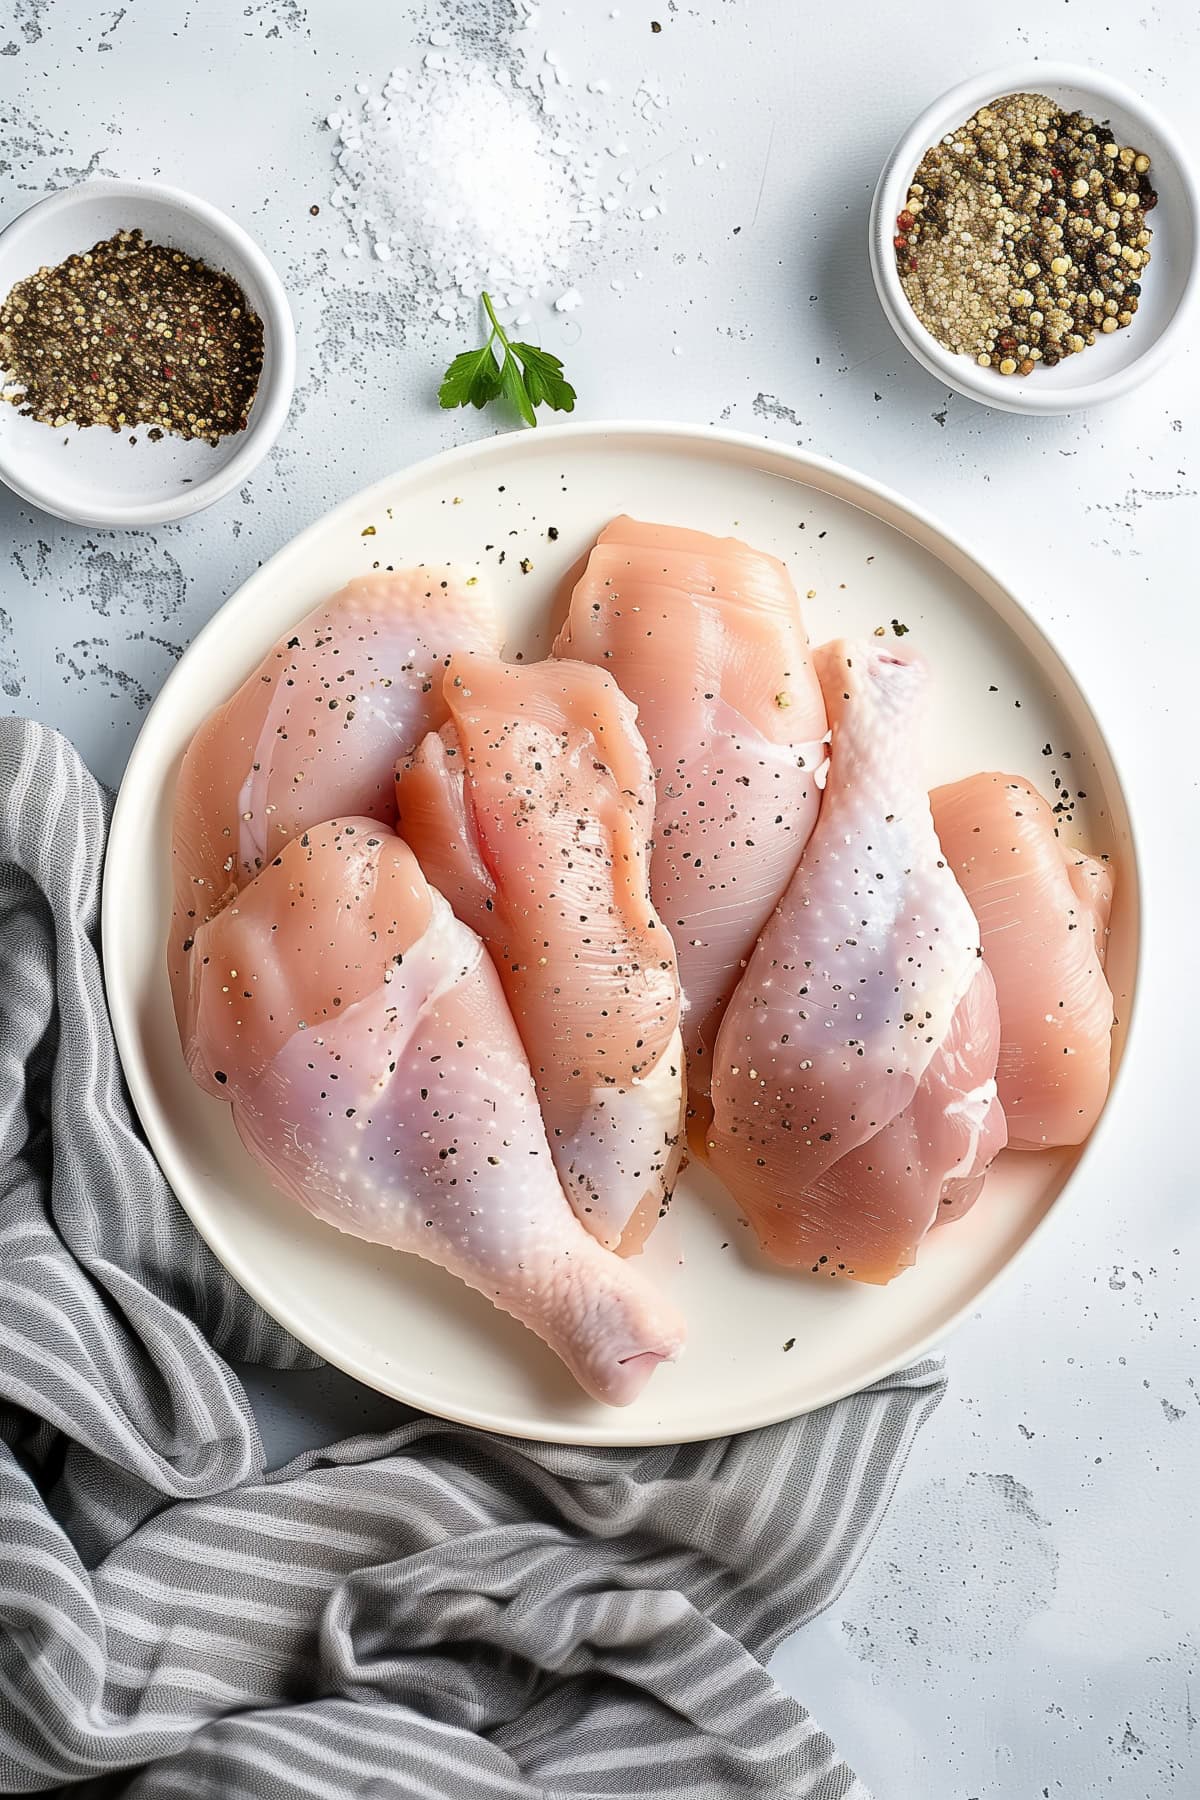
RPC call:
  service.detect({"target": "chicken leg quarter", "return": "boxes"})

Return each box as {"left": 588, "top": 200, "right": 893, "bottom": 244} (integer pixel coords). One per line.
{"left": 707, "top": 640, "right": 1006, "bottom": 1283}
{"left": 187, "top": 818, "right": 685, "bottom": 1404}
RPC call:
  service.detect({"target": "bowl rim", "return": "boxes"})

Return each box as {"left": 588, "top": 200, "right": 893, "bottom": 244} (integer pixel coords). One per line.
{"left": 869, "top": 60, "right": 1200, "bottom": 415}
{"left": 0, "top": 177, "right": 296, "bottom": 526}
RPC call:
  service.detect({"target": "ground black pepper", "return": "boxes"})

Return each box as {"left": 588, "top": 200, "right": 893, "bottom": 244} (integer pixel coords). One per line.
{"left": 0, "top": 227, "right": 264, "bottom": 444}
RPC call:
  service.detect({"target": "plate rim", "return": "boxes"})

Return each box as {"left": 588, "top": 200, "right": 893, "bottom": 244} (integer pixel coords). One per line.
{"left": 102, "top": 419, "right": 1143, "bottom": 1445}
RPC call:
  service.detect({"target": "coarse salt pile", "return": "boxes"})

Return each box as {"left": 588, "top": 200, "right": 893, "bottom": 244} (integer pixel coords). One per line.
{"left": 328, "top": 52, "right": 602, "bottom": 324}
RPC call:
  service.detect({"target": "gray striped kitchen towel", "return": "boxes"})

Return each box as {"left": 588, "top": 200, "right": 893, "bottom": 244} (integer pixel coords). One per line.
{"left": 0, "top": 718, "right": 945, "bottom": 1799}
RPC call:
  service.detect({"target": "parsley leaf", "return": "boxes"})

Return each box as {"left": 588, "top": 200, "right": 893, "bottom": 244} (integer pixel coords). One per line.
{"left": 511, "top": 341, "right": 575, "bottom": 412}
{"left": 438, "top": 291, "right": 577, "bottom": 427}
{"left": 438, "top": 344, "right": 502, "bottom": 411}
{"left": 498, "top": 348, "right": 537, "bottom": 428}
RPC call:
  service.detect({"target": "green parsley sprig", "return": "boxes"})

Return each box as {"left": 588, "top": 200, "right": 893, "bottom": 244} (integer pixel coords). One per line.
{"left": 438, "top": 290, "right": 576, "bottom": 428}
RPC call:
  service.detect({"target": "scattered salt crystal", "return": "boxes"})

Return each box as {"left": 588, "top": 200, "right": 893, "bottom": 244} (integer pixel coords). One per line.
{"left": 373, "top": 241, "right": 392, "bottom": 260}
{"left": 602, "top": 195, "right": 619, "bottom": 211}
{"left": 672, "top": 344, "right": 683, "bottom": 356}
{"left": 587, "top": 79, "right": 610, "bottom": 94}
{"left": 611, "top": 278, "right": 625, "bottom": 291}
{"left": 355, "top": 81, "right": 368, "bottom": 95}
{"left": 555, "top": 287, "right": 583, "bottom": 312}
{"left": 342, "top": 242, "right": 362, "bottom": 258}
{"left": 436, "top": 302, "right": 456, "bottom": 321}
{"left": 545, "top": 48, "right": 559, "bottom": 64}
{"left": 639, "top": 205, "right": 658, "bottom": 221}
{"left": 692, "top": 151, "right": 705, "bottom": 166}
{"left": 326, "top": 112, "right": 342, "bottom": 129}
{"left": 428, "top": 28, "right": 451, "bottom": 45}
{"left": 717, "top": 159, "right": 727, "bottom": 170}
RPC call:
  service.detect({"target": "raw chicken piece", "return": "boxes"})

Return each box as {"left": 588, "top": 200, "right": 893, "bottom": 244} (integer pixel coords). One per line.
{"left": 169, "top": 568, "right": 500, "bottom": 1038}
{"left": 931, "top": 772, "right": 1115, "bottom": 1149}
{"left": 707, "top": 640, "right": 1005, "bottom": 1284}
{"left": 397, "top": 654, "right": 684, "bottom": 1251}
{"left": 188, "top": 818, "right": 685, "bottom": 1406}
{"left": 553, "top": 516, "right": 827, "bottom": 1103}
{"left": 804, "top": 961, "right": 1008, "bottom": 1249}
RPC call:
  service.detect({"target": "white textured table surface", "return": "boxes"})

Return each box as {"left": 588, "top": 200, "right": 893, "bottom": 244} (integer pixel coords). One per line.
{"left": 3, "top": 4, "right": 1197, "bottom": 1795}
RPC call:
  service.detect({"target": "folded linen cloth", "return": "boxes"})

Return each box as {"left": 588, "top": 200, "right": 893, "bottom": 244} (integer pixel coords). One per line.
{"left": 0, "top": 720, "right": 945, "bottom": 1799}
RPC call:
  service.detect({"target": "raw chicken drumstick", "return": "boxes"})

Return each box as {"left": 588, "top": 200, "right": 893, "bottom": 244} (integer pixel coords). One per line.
{"left": 553, "top": 517, "right": 827, "bottom": 1107}
{"left": 707, "top": 640, "right": 1007, "bottom": 1284}
{"left": 397, "top": 653, "right": 685, "bottom": 1252}
{"left": 931, "top": 772, "right": 1114, "bottom": 1148}
{"left": 169, "top": 568, "right": 499, "bottom": 1039}
{"left": 187, "top": 818, "right": 685, "bottom": 1406}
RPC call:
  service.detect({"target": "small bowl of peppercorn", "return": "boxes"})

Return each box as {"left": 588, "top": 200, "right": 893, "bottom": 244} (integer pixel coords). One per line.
{"left": 869, "top": 63, "right": 1198, "bottom": 414}
{"left": 0, "top": 178, "right": 295, "bottom": 525}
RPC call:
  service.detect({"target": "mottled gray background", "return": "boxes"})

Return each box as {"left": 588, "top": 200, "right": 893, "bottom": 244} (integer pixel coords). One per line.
{"left": 2, "top": 2, "right": 1197, "bottom": 1795}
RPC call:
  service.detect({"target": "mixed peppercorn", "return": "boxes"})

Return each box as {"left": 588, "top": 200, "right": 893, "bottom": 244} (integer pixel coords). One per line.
{"left": 0, "top": 228, "right": 264, "bottom": 443}
{"left": 895, "top": 92, "right": 1155, "bottom": 375}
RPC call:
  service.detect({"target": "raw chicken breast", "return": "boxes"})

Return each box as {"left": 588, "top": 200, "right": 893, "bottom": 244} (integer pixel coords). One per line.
{"left": 397, "top": 654, "right": 685, "bottom": 1252}
{"left": 707, "top": 641, "right": 1005, "bottom": 1284}
{"left": 188, "top": 818, "right": 685, "bottom": 1406}
{"left": 553, "top": 516, "right": 827, "bottom": 1103}
{"left": 169, "top": 568, "right": 500, "bottom": 1037}
{"left": 931, "top": 772, "right": 1115, "bottom": 1149}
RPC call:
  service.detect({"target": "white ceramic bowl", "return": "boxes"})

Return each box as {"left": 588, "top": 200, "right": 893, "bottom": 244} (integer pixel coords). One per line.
{"left": 869, "top": 63, "right": 1199, "bottom": 414}
{"left": 0, "top": 180, "right": 295, "bottom": 525}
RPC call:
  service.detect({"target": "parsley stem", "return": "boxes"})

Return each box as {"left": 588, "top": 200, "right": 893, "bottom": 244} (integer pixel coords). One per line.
{"left": 480, "top": 289, "right": 507, "bottom": 350}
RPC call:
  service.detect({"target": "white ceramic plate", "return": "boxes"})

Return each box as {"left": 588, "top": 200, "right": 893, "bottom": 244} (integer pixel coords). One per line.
{"left": 103, "top": 423, "right": 1139, "bottom": 1445}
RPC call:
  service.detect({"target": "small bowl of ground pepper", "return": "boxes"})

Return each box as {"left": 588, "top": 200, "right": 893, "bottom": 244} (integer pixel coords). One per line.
{"left": 870, "top": 64, "right": 1198, "bottom": 414}
{"left": 0, "top": 179, "right": 295, "bottom": 525}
